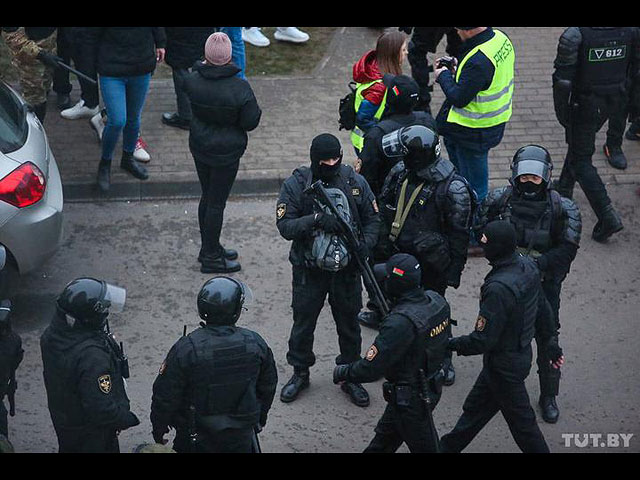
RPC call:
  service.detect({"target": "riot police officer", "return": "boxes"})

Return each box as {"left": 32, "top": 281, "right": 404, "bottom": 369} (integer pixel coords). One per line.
{"left": 151, "top": 277, "right": 277, "bottom": 453}
{"left": 40, "top": 278, "right": 139, "bottom": 453}
{"left": 552, "top": 27, "right": 640, "bottom": 242}
{"left": 476, "top": 145, "right": 581, "bottom": 423}
{"left": 276, "top": 133, "right": 380, "bottom": 406}
{"left": 334, "top": 253, "right": 449, "bottom": 453}
{"left": 0, "top": 300, "right": 23, "bottom": 440}
{"left": 372, "top": 125, "right": 474, "bottom": 386}
{"left": 441, "top": 221, "right": 564, "bottom": 453}
{"left": 398, "top": 27, "right": 462, "bottom": 114}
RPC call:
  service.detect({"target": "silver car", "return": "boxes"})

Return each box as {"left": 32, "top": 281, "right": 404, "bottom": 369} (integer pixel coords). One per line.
{"left": 0, "top": 80, "right": 63, "bottom": 284}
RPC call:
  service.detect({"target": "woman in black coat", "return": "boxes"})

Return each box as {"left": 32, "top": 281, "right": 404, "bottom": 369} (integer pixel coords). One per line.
{"left": 184, "top": 32, "right": 262, "bottom": 273}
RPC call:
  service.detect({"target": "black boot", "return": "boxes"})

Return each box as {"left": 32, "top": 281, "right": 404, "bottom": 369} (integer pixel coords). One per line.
{"left": 96, "top": 159, "right": 111, "bottom": 192}
{"left": 200, "top": 252, "right": 241, "bottom": 274}
{"left": 280, "top": 369, "right": 310, "bottom": 403}
{"left": 32, "top": 101, "right": 47, "bottom": 123}
{"left": 56, "top": 92, "right": 71, "bottom": 110}
{"left": 198, "top": 246, "right": 238, "bottom": 263}
{"left": 120, "top": 151, "right": 149, "bottom": 180}
{"left": 539, "top": 396, "right": 560, "bottom": 424}
{"left": 340, "top": 382, "right": 370, "bottom": 407}
{"left": 625, "top": 123, "right": 640, "bottom": 141}
{"left": 357, "top": 310, "right": 382, "bottom": 330}
{"left": 603, "top": 144, "right": 627, "bottom": 170}
{"left": 592, "top": 204, "right": 624, "bottom": 243}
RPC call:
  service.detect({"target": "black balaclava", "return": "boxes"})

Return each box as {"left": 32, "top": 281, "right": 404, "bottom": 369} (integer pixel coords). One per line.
{"left": 310, "top": 133, "right": 343, "bottom": 182}
{"left": 481, "top": 220, "right": 517, "bottom": 263}
{"left": 515, "top": 176, "right": 547, "bottom": 200}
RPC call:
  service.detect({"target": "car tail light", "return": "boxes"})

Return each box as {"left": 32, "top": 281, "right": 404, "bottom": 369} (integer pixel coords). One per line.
{"left": 0, "top": 162, "right": 46, "bottom": 208}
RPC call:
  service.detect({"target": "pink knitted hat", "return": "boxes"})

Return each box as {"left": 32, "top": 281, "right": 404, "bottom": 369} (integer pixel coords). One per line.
{"left": 204, "top": 32, "right": 232, "bottom": 66}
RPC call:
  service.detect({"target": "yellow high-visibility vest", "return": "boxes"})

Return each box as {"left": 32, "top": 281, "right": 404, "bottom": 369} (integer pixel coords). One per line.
{"left": 447, "top": 29, "right": 515, "bottom": 129}
{"left": 350, "top": 79, "right": 388, "bottom": 152}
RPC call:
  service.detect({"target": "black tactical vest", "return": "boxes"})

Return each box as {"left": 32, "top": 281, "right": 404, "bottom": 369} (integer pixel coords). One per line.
{"left": 577, "top": 27, "right": 633, "bottom": 94}
{"left": 187, "top": 326, "right": 263, "bottom": 432}
{"left": 483, "top": 256, "right": 540, "bottom": 351}
{"left": 391, "top": 290, "right": 450, "bottom": 383}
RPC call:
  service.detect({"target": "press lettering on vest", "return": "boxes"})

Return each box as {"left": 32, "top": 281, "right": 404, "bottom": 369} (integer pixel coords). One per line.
{"left": 430, "top": 318, "right": 450, "bottom": 337}
{"left": 493, "top": 39, "right": 514, "bottom": 65}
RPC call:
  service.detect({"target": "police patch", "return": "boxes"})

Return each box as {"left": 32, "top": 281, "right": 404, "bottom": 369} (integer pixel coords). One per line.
{"left": 276, "top": 203, "right": 287, "bottom": 220}
{"left": 365, "top": 345, "right": 379, "bottom": 362}
{"left": 98, "top": 375, "right": 112, "bottom": 394}
{"left": 352, "top": 188, "right": 361, "bottom": 196}
{"left": 475, "top": 315, "right": 487, "bottom": 332}
{"left": 372, "top": 199, "right": 379, "bottom": 213}
{"left": 159, "top": 361, "right": 167, "bottom": 375}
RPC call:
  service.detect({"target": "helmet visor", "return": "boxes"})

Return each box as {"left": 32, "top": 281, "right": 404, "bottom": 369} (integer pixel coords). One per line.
{"left": 513, "top": 160, "right": 551, "bottom": 183}
{"left": 381, "top": 129, "right": 407, "bottom": 158}
{"left": 103, "top": 283, "right": 127, "bottom": 313}
{"left": 0, "top": 245, "right": 6, "bottom": 271}
{"left": 237, "top": 280, "right": 254, "bottom": 308}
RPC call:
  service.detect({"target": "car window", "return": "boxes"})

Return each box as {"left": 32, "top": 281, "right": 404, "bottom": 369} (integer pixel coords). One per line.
{"left": 0, "top": 82, "right": 28, "bottom": 154}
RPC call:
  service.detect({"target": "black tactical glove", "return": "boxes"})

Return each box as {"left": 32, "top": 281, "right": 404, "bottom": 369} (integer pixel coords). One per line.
{"left": 119, "top": 411, "right": 140, "bottom": 431}
{"left": 447, "top": 337, "right": 460, "bottom": 352}
{"left": 316, "top": 213, "right": 342, "bottom": 234}
{"left": 36, "top": 50, "right": 63, "bottom": 69}
{"left": 333, "top": 364, "right": 350, "bottom": 384}
{"left": 545, "top": 338, "right": 564, "bottom": 364}
{"left": 152, "top": 425, "right": 169, "bottom": 444}
{"left": 398, "top": 27, "right": 414, "bottom": 35}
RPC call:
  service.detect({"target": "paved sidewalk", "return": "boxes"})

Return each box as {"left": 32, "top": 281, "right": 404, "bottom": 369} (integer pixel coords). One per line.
{"left": 42, "top": 27, "right": 640, "bottom": 201}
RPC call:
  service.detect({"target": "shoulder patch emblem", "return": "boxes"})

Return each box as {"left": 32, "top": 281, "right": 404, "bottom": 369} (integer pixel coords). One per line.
{"left": 276, "top": 203, "right": 287, "bottom": 220}
{"left": 98, "top": 374, "right": 112, "bottom": 394}
{"left": 352, "top": 188, "right": 361, "bottom": 196}
{"left": 475, "top": 315, "right": 487, "bottom": 332}
{"left": 158, "top": 361, "right": 167, "bottom": 375}
{"left": 372, "top": 199, "right": 379, "bottom": 213}
{"left": 365, "top": 345, "right": 379, "bottom": 362}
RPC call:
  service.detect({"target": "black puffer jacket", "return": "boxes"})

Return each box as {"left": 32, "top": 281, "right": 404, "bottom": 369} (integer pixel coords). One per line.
{"left": 84, "top": 27, "right": 166, "bottom": 77}
{"left": 165, "top": 27, "right": 216, "bottom": 69}
{"left": 184, "top": 61, "right": 262, "bottom": 166}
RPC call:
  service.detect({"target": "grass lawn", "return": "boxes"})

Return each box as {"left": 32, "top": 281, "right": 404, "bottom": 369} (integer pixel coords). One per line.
{"left": 1, "top": 27, "right": 338, "bottom": 85}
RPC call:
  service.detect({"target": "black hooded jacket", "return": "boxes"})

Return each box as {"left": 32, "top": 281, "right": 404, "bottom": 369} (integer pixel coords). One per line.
{"left": 165, "top": 27, "right": 216, "bottom": 70}
{"left": 184, "top": 61, "right": 262, "bottom": 166}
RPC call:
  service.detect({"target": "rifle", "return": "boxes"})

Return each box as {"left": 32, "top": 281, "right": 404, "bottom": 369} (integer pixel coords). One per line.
{"left": 417, "top": 368, "right": 440, "bottom": 453}
{"left": 251, "top": 426, "right": 262, "bottom": 454}
{"left": 304, "top": 180, "right": 390, "bottom": 316}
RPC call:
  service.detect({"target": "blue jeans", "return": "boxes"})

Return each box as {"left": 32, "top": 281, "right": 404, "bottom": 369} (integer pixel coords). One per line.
{"left": 444, "top": 138, "right": 490, "bottom": 203}
{"left": 219, "top": 27, "right": 246, "bottom": 80}
{"left": 99, "top": 73, "right": 151, "bottom": 161}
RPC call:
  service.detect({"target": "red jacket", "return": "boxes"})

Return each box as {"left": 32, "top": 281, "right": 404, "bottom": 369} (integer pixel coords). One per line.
{"left": 352, "top": 50, "right": 386, "bottom": 105}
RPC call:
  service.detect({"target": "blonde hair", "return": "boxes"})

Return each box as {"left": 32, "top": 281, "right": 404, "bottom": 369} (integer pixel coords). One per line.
{"left": 375, "top": 30, "right": 407, "bottom": 76}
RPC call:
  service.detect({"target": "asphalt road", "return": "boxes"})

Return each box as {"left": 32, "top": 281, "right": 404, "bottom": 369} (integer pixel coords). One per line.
{"left": 5, "top": 185, "right": 640, "bottom": 453}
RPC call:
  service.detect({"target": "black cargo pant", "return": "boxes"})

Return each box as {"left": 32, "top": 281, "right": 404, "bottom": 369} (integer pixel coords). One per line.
{"left": 56, "top": 427, "right": 120, "bottom": 453}
{"left": 364, "top": 385, "right": 439, "bottom": 453}
{"left": 440, "top": 348, "right": 550, "bottom": 453}
{"left": 557, "top": 92, "right": 627, "bottom": 218}
{"left": 174, "top": 427, "right": 253, "bottom": 453}
{"left": 0, "top": 399, "right": 7, "bottom": 437}
{"left": 535, "top": 272, "right": 565, "bottom": 397}
{"left": 287, "top": 265, "right": 363, "bottom": 370}
{"left": 193, "top": 158, "right": 239, "bottom": 258}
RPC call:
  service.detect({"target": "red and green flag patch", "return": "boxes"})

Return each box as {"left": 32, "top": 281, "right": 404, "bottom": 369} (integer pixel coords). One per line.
{"left": 392, "top": 86, "right": 401, "bottom": 96}
{"left": 392, "top": 267, "right": 405, "bottom": 277}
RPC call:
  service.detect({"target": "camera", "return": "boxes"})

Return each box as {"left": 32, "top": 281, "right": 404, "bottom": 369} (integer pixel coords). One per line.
{"left": 437, "top": 56, "right": 456, "bottom": 72}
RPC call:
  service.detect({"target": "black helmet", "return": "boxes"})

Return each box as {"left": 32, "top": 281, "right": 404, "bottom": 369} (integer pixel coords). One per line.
{"left": 510, "top": 145, "right": 553, "bottom": 198}
{"left": 382, "top": 125, "right": 441, "bottom": 176}
{"left": 57, "top": 278, "right": 126, "bottom": 330}
{"left": 197, "top": 277, "right": 253, "bottom": 325}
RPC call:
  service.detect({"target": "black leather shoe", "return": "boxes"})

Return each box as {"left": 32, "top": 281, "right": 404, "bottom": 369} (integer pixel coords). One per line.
{"left": 539, "top": 396, "right": 559, "bottom": 424}
{"left": 162, "top": 112, "right": 190, "bottom": 130}
{"left": 625, "top": 125, "right": 640, "bottom": 141}
{"left": 592, "top": 204, "right": 624, "bottom": 243}
{"left": 199, "top": 247, "right": 238, "bottom": 263}
{"left": 96, "top": 159, "right": 111, "bottom": 192}
{"left": 357, "top": 310, "right": 382, "bottom": 330}
{"left": 603, "top": 144, "right": 627, "bottom": 170}
{"left": 57, "top": 93, "right": 71, "bottom": 110}
{"left": 443, "top": 363, "right": 456, "bottom": 386}
{"left": 280, "top": 372, "right": 310, "bottom": 403}
{"left": 200, "top": 254, "right": 241, "bottom": 274}
{"left": 120, "top": 152, "right": 149, "bottom": 180}
{"left": 341, "top": 382, "right": 370, "bottom": 407}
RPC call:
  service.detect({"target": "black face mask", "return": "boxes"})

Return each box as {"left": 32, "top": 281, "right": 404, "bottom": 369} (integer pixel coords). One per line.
{"left": 517, "top": 180, "right": 546, "bottom": 200}
{"left": 481, "top": 221, "right": 517, "bottom": 263}
{"left": 312, "top": 156, "right": 342, "bottom": 182}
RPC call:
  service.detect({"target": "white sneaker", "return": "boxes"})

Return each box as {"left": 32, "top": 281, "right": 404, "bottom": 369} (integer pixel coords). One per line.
{"left": 61, "top": 99, "right": 100, "bottom": 120}
{"left": 274, "top": 27, "right": 310, "bottom": 44}
{"left": 133, "top": 136, "right": 151, "bottom": 163}
{"left": 242, "top": 27, "right": 270, "bottom": 47}
{"left": 90, "top": 111, "right": 105, "bottom": 141}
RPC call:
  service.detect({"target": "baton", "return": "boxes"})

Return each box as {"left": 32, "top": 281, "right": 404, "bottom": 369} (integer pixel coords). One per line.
{"left": 251, "top": 428, "right": 262, "bottom": 453}
{"left": 56, "top": 60, "right": 98, "bottom": 86}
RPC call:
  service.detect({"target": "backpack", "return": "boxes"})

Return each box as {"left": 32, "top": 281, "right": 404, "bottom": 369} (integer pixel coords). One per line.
{"left": 338, "top": 81, "right": 357, "bottom": 131}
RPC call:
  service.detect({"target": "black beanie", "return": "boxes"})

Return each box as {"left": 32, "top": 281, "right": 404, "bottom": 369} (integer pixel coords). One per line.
{"left": 481, "top": 220, "right": 517, "bottom": 262}
{"left": 310, "top": 133, "right": 342, "bottom": 164}
{"left": 374, "top": 253, "right": 422, "bottom": 298}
